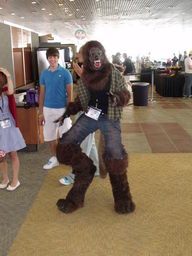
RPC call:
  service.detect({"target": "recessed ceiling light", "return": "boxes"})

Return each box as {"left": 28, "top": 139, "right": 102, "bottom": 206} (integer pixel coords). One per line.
{"left": 59, "top": 3, "right": 63, "bottom": 6}
{"left": 0, "top": 7, "right": 3, "bottom": 10}
{"left": 49, "top": 13, "right": 52, "bottom": 15}
{"left": 20, "top": 16, "right": 24, "bottom": 19}
{"left": 41, "top": 8, "right": 46, "bottom": 11}
{"left": 32, "top": 1, "right": 36, "bottom": 4}
{"left": 69, "top": 13, "right": 73, "bottom": 16}
{"left": 76, "top": 8, "right": 79, "bottom": 11}
{"left": 69, "top": 0, "right": 75, "bottom": 2}
{"left": 11, "top": 13, "right": 15, "bottom": 15}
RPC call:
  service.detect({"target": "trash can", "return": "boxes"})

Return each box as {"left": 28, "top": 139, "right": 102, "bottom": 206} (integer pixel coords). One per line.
{"left": 132, "top": 82, "right": 149, "bottom": 106}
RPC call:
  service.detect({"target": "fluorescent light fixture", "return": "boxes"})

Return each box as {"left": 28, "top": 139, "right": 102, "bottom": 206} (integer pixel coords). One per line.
{"left": 4, "top": 20, "right": 36, "bottom": 32}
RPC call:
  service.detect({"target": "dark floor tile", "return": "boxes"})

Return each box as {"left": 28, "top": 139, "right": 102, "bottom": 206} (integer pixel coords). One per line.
{"left": 160, "top": 123, "right": 192, "bottom": 152}
{"left": 141, "top": 123, "right": 178, "bottom": 153}
{"left": 121, "top": 123, "right": 142, "bottom": 133}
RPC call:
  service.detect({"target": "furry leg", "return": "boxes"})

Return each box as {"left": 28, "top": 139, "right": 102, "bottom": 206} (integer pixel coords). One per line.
{"left": 56, "top": 143, "right": 96, "bottom": 213}
{"left": 104, "top": 154, "right": 135, "bottom": 214}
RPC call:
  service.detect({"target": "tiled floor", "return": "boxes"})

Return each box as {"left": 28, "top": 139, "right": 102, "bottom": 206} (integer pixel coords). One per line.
{"left": 121, "top": 93, "right": 192, "bottom": 153}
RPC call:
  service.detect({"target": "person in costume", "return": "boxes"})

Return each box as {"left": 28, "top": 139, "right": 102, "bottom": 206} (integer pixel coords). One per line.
{"left": 0, "top": 68, "right": 26, "bottom": 191}
{"left": 56, "top": 40, "right": 135, "bottom": 214}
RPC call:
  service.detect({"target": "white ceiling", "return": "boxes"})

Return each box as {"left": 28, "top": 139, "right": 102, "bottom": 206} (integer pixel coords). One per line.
{"left": 0, "top": 0, "right": 192, "bottom": 46}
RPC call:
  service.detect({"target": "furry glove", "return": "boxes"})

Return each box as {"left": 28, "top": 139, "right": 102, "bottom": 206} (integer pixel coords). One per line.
{"left": 54, "top": 97, "right": 83, "bottom": 126}
{"left": 109, "top": 89, "right": 131, "bottom": 107}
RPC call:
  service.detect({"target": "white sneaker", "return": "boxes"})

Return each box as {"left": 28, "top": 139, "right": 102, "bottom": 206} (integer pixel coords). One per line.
{"left": 43, "top": 156, "right": 59, "bottom": 170}
{"left": 59, "top": 173, "right": 75, "bottom": 185}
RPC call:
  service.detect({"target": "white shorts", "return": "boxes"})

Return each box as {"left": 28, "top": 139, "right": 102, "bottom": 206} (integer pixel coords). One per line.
{"left": 43, "top": 107, "right": 72, "bottom": 142}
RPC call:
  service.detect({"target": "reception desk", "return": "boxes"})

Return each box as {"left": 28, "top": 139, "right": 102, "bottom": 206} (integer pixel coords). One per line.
{"left": 155, "top": 73, "right": 185, "bottom": 97}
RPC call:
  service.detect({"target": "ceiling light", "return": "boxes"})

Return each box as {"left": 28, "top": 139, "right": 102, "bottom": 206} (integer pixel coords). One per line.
{"left": 0, "top": 7, "right": 3, "bottom": 10}
{"left": 59, "top": 3, "right": 63, "bottom": 6}
{"left": 11, "top": 13, "right": 15, "bottom": 15}
{"left": 69, "top": 13, "right": 73, "bottom": 16}
{"left": 31, "top": 1, "right": 37, "bottom": 4}
{"left": 76, "top": 8, "right": 79, "bottom": 11}
{"left": 69, "top": 0, "right": 75, "bottom": 2}
{"left": 20, "top": 16, "right": 24, "bottom": 19}
{"left": 41, "top": 8, "right": 46, "bottom": 11}
{"left": 49, "top": 13, "right": 52, "bottom": 16}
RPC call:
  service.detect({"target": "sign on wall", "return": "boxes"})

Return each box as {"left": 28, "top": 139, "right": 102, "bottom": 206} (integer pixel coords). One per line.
{"left": 75, "top": 29, "right": 86, "bottom": 40}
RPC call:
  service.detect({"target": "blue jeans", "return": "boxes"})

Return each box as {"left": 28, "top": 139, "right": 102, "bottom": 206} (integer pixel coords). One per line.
{"left": 61, "top": 114, "right": 125, "bottom": 159}
{"left": 183, "top": 73, "right": 192, "bottom": 96}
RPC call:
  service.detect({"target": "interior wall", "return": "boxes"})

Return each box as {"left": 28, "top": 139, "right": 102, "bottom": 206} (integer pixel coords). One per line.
{"left": 0, "top": 23, "right": 14, "bottom": 84}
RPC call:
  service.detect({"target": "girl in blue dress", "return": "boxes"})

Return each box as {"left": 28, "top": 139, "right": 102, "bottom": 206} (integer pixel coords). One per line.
{"left": 0, "top": 68, "right": 26, "bottom": 191}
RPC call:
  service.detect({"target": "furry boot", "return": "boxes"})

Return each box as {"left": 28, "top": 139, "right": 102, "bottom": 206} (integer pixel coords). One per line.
{"left": 56, "top": 143, "right": 96, "bottom": 213}
{"left": 104, "top": 155, "right": 135, "bottom": 214}
{"left": 109, "top": 172, "right": 135, "bottom": 214}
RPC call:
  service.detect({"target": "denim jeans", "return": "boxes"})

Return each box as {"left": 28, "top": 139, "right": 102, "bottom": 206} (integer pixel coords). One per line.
{"left": 61, "top": 113, "right": 125, "bottom": 159}
{"left": 183, "top": 73, "right": 192, "bottom": 96}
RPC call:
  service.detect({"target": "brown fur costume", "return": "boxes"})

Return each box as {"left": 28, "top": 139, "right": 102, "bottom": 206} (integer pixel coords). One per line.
{"left": 56, "top": 40, "right": 135, "bottom": 214}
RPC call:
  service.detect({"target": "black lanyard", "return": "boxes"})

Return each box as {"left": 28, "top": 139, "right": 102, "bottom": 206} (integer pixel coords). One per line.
{"left": 0, "top": 96, "right": 4, "bottom": 113}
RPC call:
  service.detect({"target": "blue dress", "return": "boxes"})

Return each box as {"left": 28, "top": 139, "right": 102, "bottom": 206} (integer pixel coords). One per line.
{"left": 0, "top": 95, "right": 26, "bottom": 153}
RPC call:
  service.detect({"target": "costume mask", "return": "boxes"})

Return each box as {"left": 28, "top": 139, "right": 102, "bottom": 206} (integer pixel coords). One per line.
{"left": 89, "top": 47, "right": 104, "bottom": 70}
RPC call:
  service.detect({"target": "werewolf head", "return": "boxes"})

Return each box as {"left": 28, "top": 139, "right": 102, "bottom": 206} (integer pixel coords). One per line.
{"left": 89, "top": 47, "right": 104, "bottom": 70}
{"left": 81, "top": 40, "right": 111, "bottom": 91}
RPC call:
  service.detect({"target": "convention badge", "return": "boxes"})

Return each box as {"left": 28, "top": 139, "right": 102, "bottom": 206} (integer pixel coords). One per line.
{"left": 0, "top": 118, "right": 11, "bottom": 128}
{"left": 85, "top": 106, "right": 102, "bottom": 120}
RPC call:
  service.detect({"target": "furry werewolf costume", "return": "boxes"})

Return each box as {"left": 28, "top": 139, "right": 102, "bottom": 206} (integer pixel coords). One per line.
{"left": 56, "top": 40, "right": 135, "bottom": 214}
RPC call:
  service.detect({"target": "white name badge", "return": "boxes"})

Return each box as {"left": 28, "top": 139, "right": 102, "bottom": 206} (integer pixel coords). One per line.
{"left": 0, "top": 118, "right": 11, "bottom": 128}
{"left": 85, "top": 107, "right": 102, "bottom": 120}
